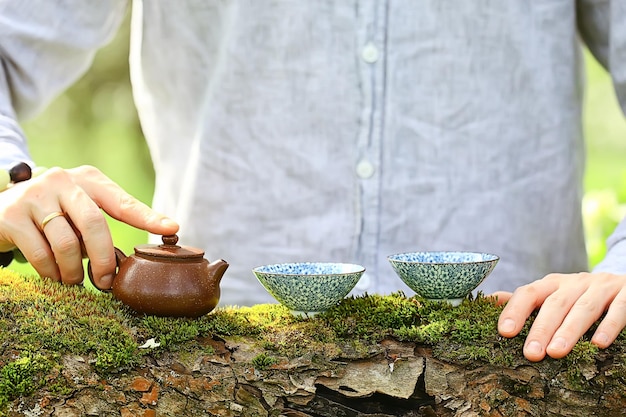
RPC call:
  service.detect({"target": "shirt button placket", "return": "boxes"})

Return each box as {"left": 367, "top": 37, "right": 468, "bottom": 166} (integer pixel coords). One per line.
{"left": 354, "top": 1, "right": 387, "bottom": 294}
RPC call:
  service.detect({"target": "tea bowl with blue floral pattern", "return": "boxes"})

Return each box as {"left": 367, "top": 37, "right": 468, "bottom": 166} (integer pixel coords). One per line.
{"left": 387, "top": 251, "right": 499, "bottom": 305}
{"left": 252, "top": 262, "right": 365, "bottom": 316}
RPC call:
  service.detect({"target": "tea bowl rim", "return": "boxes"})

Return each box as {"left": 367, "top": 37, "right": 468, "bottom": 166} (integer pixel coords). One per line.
{"left": 387, "top": 251, "right": 500, "bottom": 265}
{"left": 252, "top": 261, "right": 366, "bottom": 277}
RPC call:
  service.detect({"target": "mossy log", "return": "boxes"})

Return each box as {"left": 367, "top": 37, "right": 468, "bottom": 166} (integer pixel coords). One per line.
{"left": 1, "top": 269, "right": 625, "bottom": 416}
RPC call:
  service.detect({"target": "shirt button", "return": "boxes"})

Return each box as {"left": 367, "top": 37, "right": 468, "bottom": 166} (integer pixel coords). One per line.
{"left": 356, "top": 160, "right": 375, "bottom": 179}
{"left": 361, "top": 42, "right": 379, "bottom": 63}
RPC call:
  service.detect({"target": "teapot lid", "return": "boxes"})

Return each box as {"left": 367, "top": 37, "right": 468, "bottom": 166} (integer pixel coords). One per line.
{"left": 134, "top": 234, "right": 204, "bottom": 260}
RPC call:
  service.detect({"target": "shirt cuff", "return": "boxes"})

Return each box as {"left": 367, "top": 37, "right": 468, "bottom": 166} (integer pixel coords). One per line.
{"left": 0, "top": 114, "right": 33, "bottom": 169}
{"left": 592, "top": 219, "right": 626, "bottom": 275}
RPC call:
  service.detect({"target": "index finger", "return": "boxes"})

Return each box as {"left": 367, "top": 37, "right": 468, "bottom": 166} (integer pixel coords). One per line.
{"left": 497, "top": 276, "right": 562, "bottom": 338}
{"left": 68, "top": 166, "right": 179, "bottom": 235}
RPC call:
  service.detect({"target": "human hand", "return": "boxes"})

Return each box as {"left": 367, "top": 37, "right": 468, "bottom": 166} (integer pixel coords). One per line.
{"left": 0, "top": 165, "right": 179, "bottom": 289}
{"left": 493, "top": 272, "right": 626, "bottom": 361}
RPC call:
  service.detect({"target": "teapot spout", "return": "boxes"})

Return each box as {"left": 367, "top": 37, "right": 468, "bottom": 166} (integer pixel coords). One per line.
{"left": 208, "top": 259, "right": 229, "bottom": 282}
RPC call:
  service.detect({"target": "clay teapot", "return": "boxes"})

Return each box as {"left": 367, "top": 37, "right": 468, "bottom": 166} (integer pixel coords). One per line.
{"left": 89, "top": 234, "right": 228, "bottom": 318}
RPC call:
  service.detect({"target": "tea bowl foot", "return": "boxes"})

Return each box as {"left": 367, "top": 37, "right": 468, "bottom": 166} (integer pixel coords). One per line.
{"left": 426, "top": 298, "right": 464, "bottom": 307}
{"left": 290, "top": 310, "right": 321, "bottom": 318}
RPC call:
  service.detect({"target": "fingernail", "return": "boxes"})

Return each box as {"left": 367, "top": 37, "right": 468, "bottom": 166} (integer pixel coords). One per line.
{"left": 595, "top": 332, "right": 609, "bottom": 345}
{"left": 526, "top": 340, "right": 542, "bottom": 356}
{"left": 548, "top": 337, "right": 567, "bottom": 351}
{"left": 160, "top": 218, "right": 178, "bottom": 228}
{"left": 500, "top": 318, "right": 516, "bottom": 333}
{"left": 99, "top": 274, "right": 114, "bottom": 289}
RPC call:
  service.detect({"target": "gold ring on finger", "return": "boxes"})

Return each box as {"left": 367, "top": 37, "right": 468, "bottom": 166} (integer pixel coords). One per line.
{"left": 41, "top": 211, "right": 66, "bottom": 230}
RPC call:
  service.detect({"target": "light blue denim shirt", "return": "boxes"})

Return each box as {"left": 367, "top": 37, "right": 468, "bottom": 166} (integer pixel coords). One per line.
{"left": 1, "top": 0, "right": 625, "bottom": 306}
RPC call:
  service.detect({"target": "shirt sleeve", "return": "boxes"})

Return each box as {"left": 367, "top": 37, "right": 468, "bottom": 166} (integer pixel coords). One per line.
{"left": 0, "top": 0, "right": 128, "bottom": 169}
{"left": 578, "top": 0, "right": 626, "bottom": 109}
{"left": 578, "top": 0, "right": 626, "bottom": 274}
{"left": 593, "top": 220, "right": 626, "bottom": 274}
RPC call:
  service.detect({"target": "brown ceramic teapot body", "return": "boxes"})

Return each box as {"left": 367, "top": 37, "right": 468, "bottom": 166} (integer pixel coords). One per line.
{"left": 90, "top": 235, "right": 228, "bottom": 318}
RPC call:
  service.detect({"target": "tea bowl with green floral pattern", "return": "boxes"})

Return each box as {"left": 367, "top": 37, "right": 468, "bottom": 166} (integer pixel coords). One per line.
{"left": 387, "top": 251, "right": 499, "bottom": 306}
{"left": 252, "top": 262, "right": 365, "bottom": 316}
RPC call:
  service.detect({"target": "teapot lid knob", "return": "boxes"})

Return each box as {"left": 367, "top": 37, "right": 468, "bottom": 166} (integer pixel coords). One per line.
{"left": 162, "top": 234, "right": 179, "bottom": 246}
{"left": 134, "top": 233, "right": 205, "bottom": 259}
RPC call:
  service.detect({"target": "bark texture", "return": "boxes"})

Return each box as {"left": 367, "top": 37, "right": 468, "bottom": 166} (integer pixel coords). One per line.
{"left": 1, "top": 270, "right": 625, "bottom": 416}
{"left": 6, "top": 336, "right": 626, "bottom": 416}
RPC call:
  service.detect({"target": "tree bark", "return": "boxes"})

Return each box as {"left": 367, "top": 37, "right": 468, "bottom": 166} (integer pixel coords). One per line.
{"left": 1, "top": 270, "right": 625, "bottom": 416}
{"left": 5, "top": 335, "right": 625, "bottom": 417}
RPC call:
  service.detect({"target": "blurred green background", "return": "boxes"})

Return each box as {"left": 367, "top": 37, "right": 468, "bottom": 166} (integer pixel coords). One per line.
{"left": 7, "top": 12, "right": 626, "bottom": 278}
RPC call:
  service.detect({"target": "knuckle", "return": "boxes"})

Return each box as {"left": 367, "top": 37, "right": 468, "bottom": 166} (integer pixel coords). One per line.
{"left": 528, "top": 323, "right": 552, "bottom": 338}
{"left": 576, "top": 272, "right": 594, "bottom": 284}
{"left": 601, "top": 273, "right": 622, "bottom": 288}
{"left": 29, "top": 246, "right": 51, "bottom": 265}
{"left": 544, "top": 292, "right": 569, "bottom": 309}
{"left": 542, "top": 273, "right": 560, "bottom": 281}
{"left": 610, "top": 295, "right": 626, "bottom": 310}
{"left": 71, "top": 165, "right": 101, "bottom": 179}
{"left": 44, "top": 166, "right": 66, "bottom": 177}
{"left": 20, "top": 180, "right": 50, "bottom": 205}
{"left": 599, "top": 317, "right": 621, "bottom": 333}
{"left": 118, "top": 193, "right": 140, "bottom": 212}
{"left": 90, "top": 253, "right": 116, "bottom": 270}
{"left": 79, "top": 208, "right": 106, "bottom": 232}
{"left": 21, "top": 168, "right": 70, "bottom": 206}
{"left": 542, "top": 272, "right": 574, "bottom": 283}
{"left": 52, "top": 234, "right": 80, "bottom": 255}
{"left": 572, "top": 296, "right": 599, "bottom": 314}
{"left": 40, "top": 166, "right": 69, "bottom": 184}
{"left": 514, "top": 283, "right": 540, "bottom": 299}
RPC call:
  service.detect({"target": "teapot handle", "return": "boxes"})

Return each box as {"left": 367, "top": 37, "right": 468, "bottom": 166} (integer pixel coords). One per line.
{"left": 87, "top": 247, "right": 127, "bottom": 292}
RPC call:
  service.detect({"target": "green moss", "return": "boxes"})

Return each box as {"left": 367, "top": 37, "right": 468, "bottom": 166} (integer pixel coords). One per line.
{"left": 177, "top": 346, "right": 206, "bottom": 365}
{"left": 0, "top": 271, "right": 141, "bottom": 374}
{"left": 566, "top": 340, "right": 599, "bottom": 366}
{"left": 394, "top": 321, "right": 450, "bottom": 343}
{"left": 0, "top": 352, "right": 51, "bottom": 410}
{"left": 198, "top": 306, "right": 265, "bottom": 337}
{"left": 90, "top": 322, "right": 140, "bottom": 373}
{"left": 46, "top": 379, "right": 74, "bottom": 397}
{"left": 1, "top": 269, "right": 624, "bottom": 413}
{"left": 383, "top": 294, "right": 530, "bottom": 367}
{"left": 252, "top": 353, "right": 277, "bottom": 370}
{"left": 560, "top": 340, "right": 600, "bottom": 390}
{"left": 142, "top": 316, "right": 200, "bottom": 349}
{"left": 0, "top": 271, "right": 536, "bottom": 376}
{"left": 320, "top": 292, "right": 421, "bottom": 340}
